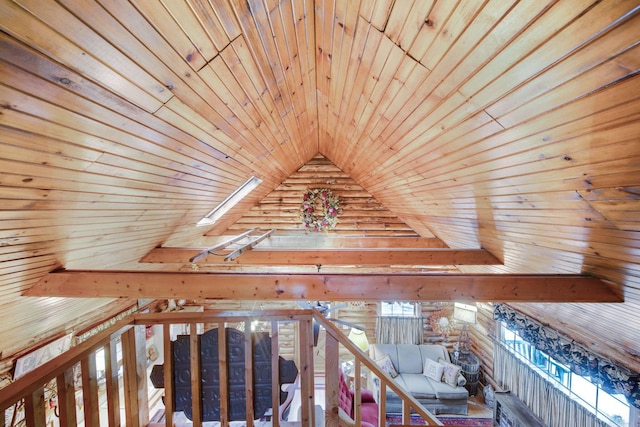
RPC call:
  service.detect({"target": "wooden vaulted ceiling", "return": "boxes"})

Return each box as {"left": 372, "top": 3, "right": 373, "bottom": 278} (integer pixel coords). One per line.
{"left": 1, "top": 0, "right": 639, "bottom": 372}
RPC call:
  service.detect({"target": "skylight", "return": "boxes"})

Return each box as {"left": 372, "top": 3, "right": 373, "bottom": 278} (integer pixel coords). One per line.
{"left": 197, "top": 176, "right": 262, "bottom": 226}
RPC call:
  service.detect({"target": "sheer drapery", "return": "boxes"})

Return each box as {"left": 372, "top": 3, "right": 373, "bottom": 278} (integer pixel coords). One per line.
{"left": 375, "top": 316, "right": 424, "bottom": 344}
{"left": 494, "top": 343, "right": 610, "bottom": 427}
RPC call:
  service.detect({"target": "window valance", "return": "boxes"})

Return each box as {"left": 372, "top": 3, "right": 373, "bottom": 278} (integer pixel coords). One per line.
{"left": 494, "top": 303, "right": 640, "bottom": 409}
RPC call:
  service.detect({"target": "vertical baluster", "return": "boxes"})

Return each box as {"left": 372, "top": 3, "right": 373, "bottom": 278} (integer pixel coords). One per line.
{"left": 57, "top": 367, "right": 77, "bottom": 426}
{"left": 270, "top": 320, "right": 280, "bottom": 427}
{"left": 122, "top": 326, "right": 149, "bottom": 427}
{"left": 24, "top": 387, "right": 45, "bottom": 427}
{"left": 244, "top": 320, "right": 254, "bottom": 427}
{"left": 81, "top": 353, "right": 99, "bottom": 426}
{"left": 353, "top": 359, "right": 362, "bottom": 426}
{"left": 163, "top": 323, "right": 174, "bottom": 427}
{"left": 104, "top": 340, "right": 120, "bottom": 427}
{"left": 218, "top": 325, "right": 229, "bottom": 427}
{"left": 325, "top": 331, "right": 339, "bottom": 427}
{"left": 299, "top": 318, "right": 315, "bottom": 427}
{"left": 378, "top": 381, "right": 387, "bottom": 425}
{"left": 190, "top": 323, "right": 202, "bottom": 426}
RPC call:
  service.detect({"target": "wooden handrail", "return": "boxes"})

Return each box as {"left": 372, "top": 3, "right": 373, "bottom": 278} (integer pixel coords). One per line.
{"left": 0, "top": 307, "right": 446, "bottom": 427}
{"left": 313, "top": 308, "right": 444, "bottom": 426}
{"left": 0, "top": 317, "right": 133, "bottom": 410}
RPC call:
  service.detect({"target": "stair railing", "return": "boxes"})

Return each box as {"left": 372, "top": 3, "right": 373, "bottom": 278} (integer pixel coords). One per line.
{"left": 312, "top": 308, "right": 443, "bottom": 426}
{"left": 0, "top": 307, "right": 444, "bottom": 427}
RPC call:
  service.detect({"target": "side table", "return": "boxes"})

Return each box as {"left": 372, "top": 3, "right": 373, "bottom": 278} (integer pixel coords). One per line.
{"left": 450, "top": 351, "right": 480, "bottom": 396}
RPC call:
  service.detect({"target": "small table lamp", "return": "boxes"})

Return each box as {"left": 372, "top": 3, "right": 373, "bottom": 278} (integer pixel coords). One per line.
{"left": 348, "top": 328, "right": 370, "bottom": 352}
{"left": 453, "top": 302, "right": 477, "bottom": 355}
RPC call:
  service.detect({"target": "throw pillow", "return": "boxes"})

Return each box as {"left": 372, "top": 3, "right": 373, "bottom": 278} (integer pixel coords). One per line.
{"left": 375, "top": 353, "right": 398, "bottom": 378}
{"left": 438, "top": 358, "right": 462, "bottom": 387}
{"left": 423, "top": 358, "right": 444, "bottom": 382}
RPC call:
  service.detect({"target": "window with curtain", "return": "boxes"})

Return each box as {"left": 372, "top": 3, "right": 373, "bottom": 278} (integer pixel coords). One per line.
{"left": 497, "top": 323, "right": 631, "bottom": 427}
{"left": 380, "top": 301, "right": 420, "bottom": 317}
{"left": 376, "top": 302, "right": 423, "bottom": 344}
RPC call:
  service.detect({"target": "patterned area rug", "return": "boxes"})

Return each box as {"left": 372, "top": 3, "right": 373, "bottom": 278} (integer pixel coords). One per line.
{"left": 386, "top": 414, "right": 493, "bottom": 426}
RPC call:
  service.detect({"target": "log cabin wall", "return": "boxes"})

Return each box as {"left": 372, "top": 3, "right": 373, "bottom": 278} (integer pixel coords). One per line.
{"left": 0, "top": 0, "right": 639, "bottom": 392}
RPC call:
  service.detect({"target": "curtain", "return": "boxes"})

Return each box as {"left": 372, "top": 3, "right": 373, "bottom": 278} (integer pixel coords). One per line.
{"left": 494, "top": 303, "right": 640, "bottom": 409}
{"left": 375, "top": 316, "right": 424, "bottom": 344}
{"left": 494, "top": 343, "right": 610, "bottom": 427}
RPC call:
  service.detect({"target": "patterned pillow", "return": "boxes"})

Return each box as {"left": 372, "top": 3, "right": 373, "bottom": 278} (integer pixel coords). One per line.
{"left": 423, "top": 358, "right": 445, "bottom": 381}
{"left": 439, "top": 358, "right": 462, "bottom": 387}
{"left": 375, "top": 353, "right": 399, "bottom": 378}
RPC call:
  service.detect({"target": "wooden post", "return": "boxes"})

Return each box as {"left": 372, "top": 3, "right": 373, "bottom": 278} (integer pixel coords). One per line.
{"left": 270, "top": 320, "right": 280, "bottom": 427}
{"left": 353, "top": 359, "right": 362, "bottom": 426}
{"left": 378, "top": 381, "right": 387, "bottom": 426}
{"left": 122, "top": 326, "right": 149, "bottom": 427}
{"left": 163, "top": 324, "right": 174, "bottom": 427}
{"left": 81, "top": 353, "right": 100, "bottom": 427}
{"left": 325, "top": 331, "right": 339, "bottom": 427}
{"left": 56, "top": 367, "right": 77, "bottom": 426}
{"left": 104, "top": 341, "right": 121, "bottom": 427}
{"left": 24, "top": 386, "right": 45, "bottom": 427}
{"left": 244, "top": 320, "right": 254, "bottom": 427}
{"left": 190, "top": 323, "right": 202, "bottom": 426}
{"left": 218, "top": 325, "right": 229, "bottom": 427}
{"left": 299, "top": 318, "right": 315, "bottom": 427}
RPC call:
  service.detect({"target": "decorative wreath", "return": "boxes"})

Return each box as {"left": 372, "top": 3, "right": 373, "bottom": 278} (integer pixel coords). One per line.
{"left": 300, "top": 188, "right": 340, "bottom": 232}
{"left": 429, "top": 307, "right": 453, "bottom": 337}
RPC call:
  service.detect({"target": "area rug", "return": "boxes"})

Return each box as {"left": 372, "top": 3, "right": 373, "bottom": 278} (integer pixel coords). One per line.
{"left": 386, "top": 413, "right": 492, "bottom": 426}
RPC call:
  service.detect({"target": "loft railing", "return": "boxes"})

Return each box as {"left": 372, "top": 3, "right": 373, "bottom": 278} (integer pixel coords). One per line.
{"left": 0, "top": 308, "right": 443, "bottom": 427}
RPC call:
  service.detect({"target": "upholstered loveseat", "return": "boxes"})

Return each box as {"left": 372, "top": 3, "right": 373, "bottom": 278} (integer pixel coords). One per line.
{"left": 369, "top": 344, "right": 469, "bottom": 415}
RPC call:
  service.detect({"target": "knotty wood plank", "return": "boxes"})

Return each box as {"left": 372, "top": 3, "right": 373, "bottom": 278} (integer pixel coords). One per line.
{"left": 218, "top": 325, "right": 229, "bottom": 426}
{"left": 81, "top": 354, "right": 100, "bottom": 427}
{"left": 104, "top": 341, "right": 121, "bottom": 427}
{"left": 56, "top": 368, "right": 77, "bottom": 426}
{"left": 325, "top": 330, "right": 339, "bottom": 427}
{"left": 27, "top": 271, "right": 622, "bottom": 302}
{"left": 6, "top": 0, "right": 168, "bottom": 109}
{"left": 189, "top": 236, "right": 448, "bottom": 249}
{"left": 162, "top": 324, "right": 174, "bottom": 427}
{"left": 243, "top": 320, "right": 254, "bottom": 427}
{"left": 24, "top": 387, "right": 45, "bottom": 427}
{"left": 270, "top": 321, "right": 280, "bottom": 427}
{"left": 122, "top": 326, "right": 149, "bottom": 427}
{"left": 142, "top": 247, "right": 500, "bottom": 265}
{"left": 156, "top": 0, "right": 221, "bottom": 60}
{"left": 126, "top": 0, "right": 206, "bottom": 70}
{"left": 190, "top": 323, "right": 202, "bottom": 426}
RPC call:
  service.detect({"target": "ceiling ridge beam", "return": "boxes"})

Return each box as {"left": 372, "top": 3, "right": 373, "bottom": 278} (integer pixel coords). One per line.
{"left": 141, "top": 247, "right": 501, "bottom": 265}
{"left": 25, "top": 271, "right": 622, "bottom": 302}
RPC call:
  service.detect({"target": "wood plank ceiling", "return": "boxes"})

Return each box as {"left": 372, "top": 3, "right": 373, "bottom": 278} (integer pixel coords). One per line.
{"left": 1, "top": 0, "right": 639, "bottom": 372}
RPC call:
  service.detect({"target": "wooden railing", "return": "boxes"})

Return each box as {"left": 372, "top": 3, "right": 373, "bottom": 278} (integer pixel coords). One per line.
{"left": 314, "top": 312, "right": 443, "bottom": 427}
{"left": 0, "top": 308, "right": 444, "bottom": 426}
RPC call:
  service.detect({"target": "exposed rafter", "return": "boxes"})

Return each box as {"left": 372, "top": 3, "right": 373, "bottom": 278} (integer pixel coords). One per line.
{"left": 25, "top": 271, "right": 622, "bottom": 302}
{"left": 141, "top": 247, "right": 501, "bottom": 265}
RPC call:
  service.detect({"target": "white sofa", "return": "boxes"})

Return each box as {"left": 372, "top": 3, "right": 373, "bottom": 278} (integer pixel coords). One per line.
{"left": 369, "top": 344, "right": 469, "bottom": 415}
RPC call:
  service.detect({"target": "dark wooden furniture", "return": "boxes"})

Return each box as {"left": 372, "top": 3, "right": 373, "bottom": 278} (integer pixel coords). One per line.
{"left": 493, "top": 391, "right": 545, "bottom": 427}
{"left": 450, "top": 350, "right": 480, "bottom": 396}
{"left": 150, "top": 327, "right": 298, "bottom": 421}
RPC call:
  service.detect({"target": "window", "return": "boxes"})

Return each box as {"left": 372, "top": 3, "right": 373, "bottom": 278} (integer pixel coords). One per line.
{"left": 380, "top": 301, "right": 420, "bottom": 316}
{"left": 499, "top": 323, "right": 631, "bottom": 427}
{"left": 197, "top": 176, "right": 262, "bottom": 226}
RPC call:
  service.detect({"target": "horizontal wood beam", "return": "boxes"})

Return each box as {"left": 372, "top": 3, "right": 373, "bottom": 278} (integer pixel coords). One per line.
{"left": 140, "top": 248, "right": 500, "bottom": 265}
{"left": 190, "top": 236, "right": 448, "bottom": 249}
{"left": 25, "top": 271, "right": 622, "bottom": 302}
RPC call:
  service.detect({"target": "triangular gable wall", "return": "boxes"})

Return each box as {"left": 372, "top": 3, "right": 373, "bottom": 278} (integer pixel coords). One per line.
{"left": 222, "top": 154, "right": 430, "bottom": 237}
